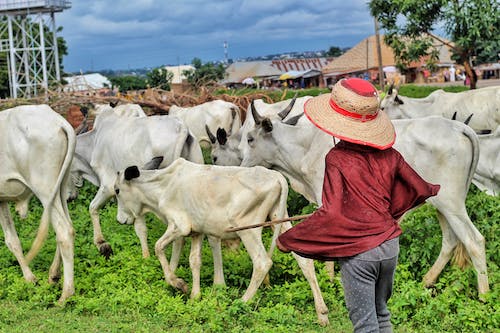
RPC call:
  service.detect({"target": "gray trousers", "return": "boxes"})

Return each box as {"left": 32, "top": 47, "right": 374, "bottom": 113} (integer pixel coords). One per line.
{"left": 338, "top": 237, "right": 399, "bottom": 333}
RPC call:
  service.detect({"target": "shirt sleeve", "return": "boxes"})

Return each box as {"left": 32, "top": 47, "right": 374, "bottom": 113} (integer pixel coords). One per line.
{"left": 390, "top": 156, "right": 441, "bottom": 220}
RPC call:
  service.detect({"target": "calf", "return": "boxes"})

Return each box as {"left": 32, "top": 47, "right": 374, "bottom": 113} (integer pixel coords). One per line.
{"left": 114, "top": 158, "right": 329, "bottom": 326}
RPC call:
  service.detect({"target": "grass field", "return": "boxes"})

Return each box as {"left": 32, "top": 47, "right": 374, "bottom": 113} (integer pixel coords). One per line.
{"left": 0, "top": 84, "right": 498, "bottom": 332}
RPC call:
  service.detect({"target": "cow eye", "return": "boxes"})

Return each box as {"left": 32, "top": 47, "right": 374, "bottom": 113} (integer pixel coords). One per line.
{"left": 247, "top": 135, "right": 254, "bottom": 144}
{"left": 115, "top": 188, "right": 120, "bottom": 195}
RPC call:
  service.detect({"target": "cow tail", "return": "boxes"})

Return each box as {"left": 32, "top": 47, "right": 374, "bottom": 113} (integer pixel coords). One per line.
{"left": 461, "top": 124, "right": 480, "bottom": 190}
{"left": 267, "top": 174, "right": 290, "bottom": 258}
{"left": 451, "top": 123, "right": 480, "bottom": 269}
{"left": 26, "top": 122, "right": 76, "bottom": 263}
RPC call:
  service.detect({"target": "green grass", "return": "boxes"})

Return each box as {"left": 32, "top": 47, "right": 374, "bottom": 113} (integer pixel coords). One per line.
{"left": 0, "top": 85, "right": 498, "bottom": 332}
{"left": 0, "top": 182, "right": 497, "bottom": 333}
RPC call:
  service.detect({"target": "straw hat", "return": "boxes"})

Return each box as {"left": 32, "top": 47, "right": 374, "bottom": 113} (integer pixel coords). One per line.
{"left": 304, "top": 78, "right": 395, "bottom": 149}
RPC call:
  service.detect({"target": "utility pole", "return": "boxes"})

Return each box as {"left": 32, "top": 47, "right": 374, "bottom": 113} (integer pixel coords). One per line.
{"left": 374, "top": 17, "right": 385, "bottom": 90}
{"left": 223, "top": 41, "right": 228, "bottom": 64}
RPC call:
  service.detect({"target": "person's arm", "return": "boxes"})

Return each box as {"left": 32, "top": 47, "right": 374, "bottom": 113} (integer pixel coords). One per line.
{"left": 390, "top": 156, "right": 440, "bottom": 220}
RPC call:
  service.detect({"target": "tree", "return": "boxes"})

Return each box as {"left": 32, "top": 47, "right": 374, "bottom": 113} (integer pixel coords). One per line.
{"left": 146, "top": 67, "right": 173, "bottom": 90}
{"left": 326, "top": 46, "right": 343, "bottom": 57}
{"left": 182, "top": 58, "right": 226, "bottom": 90}
{"left": 109, "top": 75, "right": 147, "bottom": 93}
{"left": 369, "top": 0, "right": 500, "bottom": 89}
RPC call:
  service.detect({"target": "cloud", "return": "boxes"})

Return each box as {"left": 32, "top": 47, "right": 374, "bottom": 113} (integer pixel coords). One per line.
{"left": 56, "top": 0, "right": 376, "bottom": 71}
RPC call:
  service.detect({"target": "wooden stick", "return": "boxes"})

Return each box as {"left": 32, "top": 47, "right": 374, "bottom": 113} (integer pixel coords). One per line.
{"left": 225, "top": 213, "right": 313, "bottom": 232}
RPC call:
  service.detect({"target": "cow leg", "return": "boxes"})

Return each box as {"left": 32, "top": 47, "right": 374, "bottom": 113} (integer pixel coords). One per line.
{"left": 169, "top": 238, "right": 185, "bottom": 272}
{"left": 281, "top": 222, "right": 329, "bottom": 326}
{"left": 89, "top": 187, "right": 113, "bottom": 258}
{"left": 422, "top": 211, "right": 457, "bottom": 288}
{"left": 155, "top": 224, "right": 188, "bottom": 294}
{"left": 324, "top": 261, "right": 335, "bottom": 281}
{"left": 238, "top": 230, "right": 272, "bottom": 302}
{"left": 48, "top": 245, "right": 61, "bottom": 284}
{"left": 425, "top": 209, "right": 489, "bottom": 296}
{"left": 207, "top": 235, "right": 225, "bottom": 286}
{"left": 0, "top": 203, "right": 37, "bottom": 283}
{"left": 50, "top": 201, "right": 75, "bottom": 304}
{"left": 133, "top": 216, "right": 150, "bottom": 258}
{"left": 189, "top": 234, "right": 203, "bottom": 299}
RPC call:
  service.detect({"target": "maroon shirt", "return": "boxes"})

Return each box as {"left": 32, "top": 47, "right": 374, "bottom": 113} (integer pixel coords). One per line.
{"left": 278, "top": 141, "right": 440, "bottom": 260}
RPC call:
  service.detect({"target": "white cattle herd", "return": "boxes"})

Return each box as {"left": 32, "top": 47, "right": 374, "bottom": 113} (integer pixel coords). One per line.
{"left": 0, "top": 86, "right": 498, "bottom": 325}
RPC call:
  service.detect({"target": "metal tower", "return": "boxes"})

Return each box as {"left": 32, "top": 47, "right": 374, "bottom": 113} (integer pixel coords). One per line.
{"left": 0, "top": 1, "right": 71, "bottom": 98}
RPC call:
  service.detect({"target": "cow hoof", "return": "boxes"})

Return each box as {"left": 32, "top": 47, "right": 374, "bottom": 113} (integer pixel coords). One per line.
{"left": 25, "top": 274, "right": 38, "bottom": 284}
{"left": 49, "top": 274, "right": 61, "bottom": 284}
{"left": 318, "top": 314, "right": 330, "bottom": 327}
{"left": 174, "top": 278, "right": 189, "bottom": 294}
{"left": 99, "top": 243, "right": 113, "bottom": 259}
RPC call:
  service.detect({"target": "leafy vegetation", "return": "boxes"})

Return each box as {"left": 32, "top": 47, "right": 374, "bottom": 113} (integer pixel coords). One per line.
{"left": 108, "top": 75, "right": 148, "bottom": 93}
{"left": 183, "top": 58, "right": 226, "bottom": 91}
{"left": 146, "top": 67, "right": 174, "bottom": 91}
{"left": 0, "top": 85, "right": 498, "bottom": 332}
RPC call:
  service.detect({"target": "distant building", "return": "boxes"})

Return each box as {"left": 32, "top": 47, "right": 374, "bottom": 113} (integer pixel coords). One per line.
{"left": 322, "top": 34, "right": 458, "bottom": 86}
{"left": 164, "top": 65, "right": 195, "bottom": 93}
{"left": 223, "top": 57, "right": 332, "bottom": 88}
{"left": 63, "top": 73, "right": 112, "bottom": 93}
{"left": 164, "top": 65, "right": 195, "bottom": 84}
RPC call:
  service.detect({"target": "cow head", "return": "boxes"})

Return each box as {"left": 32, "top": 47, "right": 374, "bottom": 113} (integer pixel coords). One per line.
{"left": 380, "top": 84, "right": 405, "bottom": 119}
{"left": 114, "top": 156, "right": 163, "bottom": 225}
{"left": 206, "top": 125, "right": 242, "bottom": 166}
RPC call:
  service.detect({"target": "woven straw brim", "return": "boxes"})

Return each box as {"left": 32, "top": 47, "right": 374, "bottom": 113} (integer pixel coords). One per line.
{"left": 304, "top": 94, "right": 396, "bottom": 149}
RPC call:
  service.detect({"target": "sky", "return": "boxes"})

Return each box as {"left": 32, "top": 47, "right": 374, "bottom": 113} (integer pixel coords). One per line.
{"left": 57, "top": 0, "right": 379, "bottom": 73}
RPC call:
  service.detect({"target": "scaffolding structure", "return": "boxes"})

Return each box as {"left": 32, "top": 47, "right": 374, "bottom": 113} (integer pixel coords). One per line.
{"left": 0, "top": 1, "right": 71, "bottom": 98}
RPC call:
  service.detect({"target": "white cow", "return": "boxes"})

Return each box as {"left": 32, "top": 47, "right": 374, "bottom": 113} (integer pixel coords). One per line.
{"left": 474, "top": 126, "right": 500, "bottom": 195}
{"left": 71, "top": 107, "right": 204, "bottom": 258}
{"left": 208, "top": 96, "right": 310, "bottom": 165}
{"left": 169, "top": 100, "right": 242, "bottom": 148}
{"left": 240, "top": 108, "right": 490, "bottom": 297}
{"left": 92, "top": 103, "right": 148, "bottom": 118}
{"left": 0, "top": 104, "right": 75, "bottom": 303}
{"left": 113, "top": 158, "right": 330, "bottom": 326}
{"left": 380, "top": 85, "right": 500, "bottom": 131}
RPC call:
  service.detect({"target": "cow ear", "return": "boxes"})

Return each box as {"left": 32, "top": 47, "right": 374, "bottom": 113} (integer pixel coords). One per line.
{"left": 124, "top": 166, "right": 140, "bottom": 180}
{"left": 394, "top": 95, "right": 404, "bottom": 105}
{"left": 262, "top": 118, "right": 273, "bottom": 132}
{"left": 143, "top": 156, "right": 163, "bottom": 170}
{"left": 216, "top": 128, "right": 227, "bottom": 145}
{"left": 283, "top": 113, "right": 303, "bottom": 126}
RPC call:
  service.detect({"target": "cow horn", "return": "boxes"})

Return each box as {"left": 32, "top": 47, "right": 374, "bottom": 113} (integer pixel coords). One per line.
{"left": 451, "top": 111, "right": 457, "bottom": 120}
{"left": 387, "top": 84, "right": 394, "bottom": 96}
{"left": 205, "top": 125, "right": 216, "bottom": 144}
{"left": 250, "top": 100, "right": 264, "bottom": 125}
{"left": 278, "top": 93, "right": 298, "bottom": 119}
{"left": 464, "top": 114, "right": 473, "bottom": 125}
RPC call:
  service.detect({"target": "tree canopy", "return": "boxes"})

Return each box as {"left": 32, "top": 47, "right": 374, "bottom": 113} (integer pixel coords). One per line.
{"left": 146, "top": 67, "right": 173, "bottom": 90}
{"left": 183, "top": 58, "right": 226, "bottom": 90}
{"left": 326, "top": 46, "right": 343, "bottom": 57}
{"left": 369, "top": 0, "right": 500, "bottom": 89}
{"left": 108, "top": 75, "right": 147, "bottom": 93}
